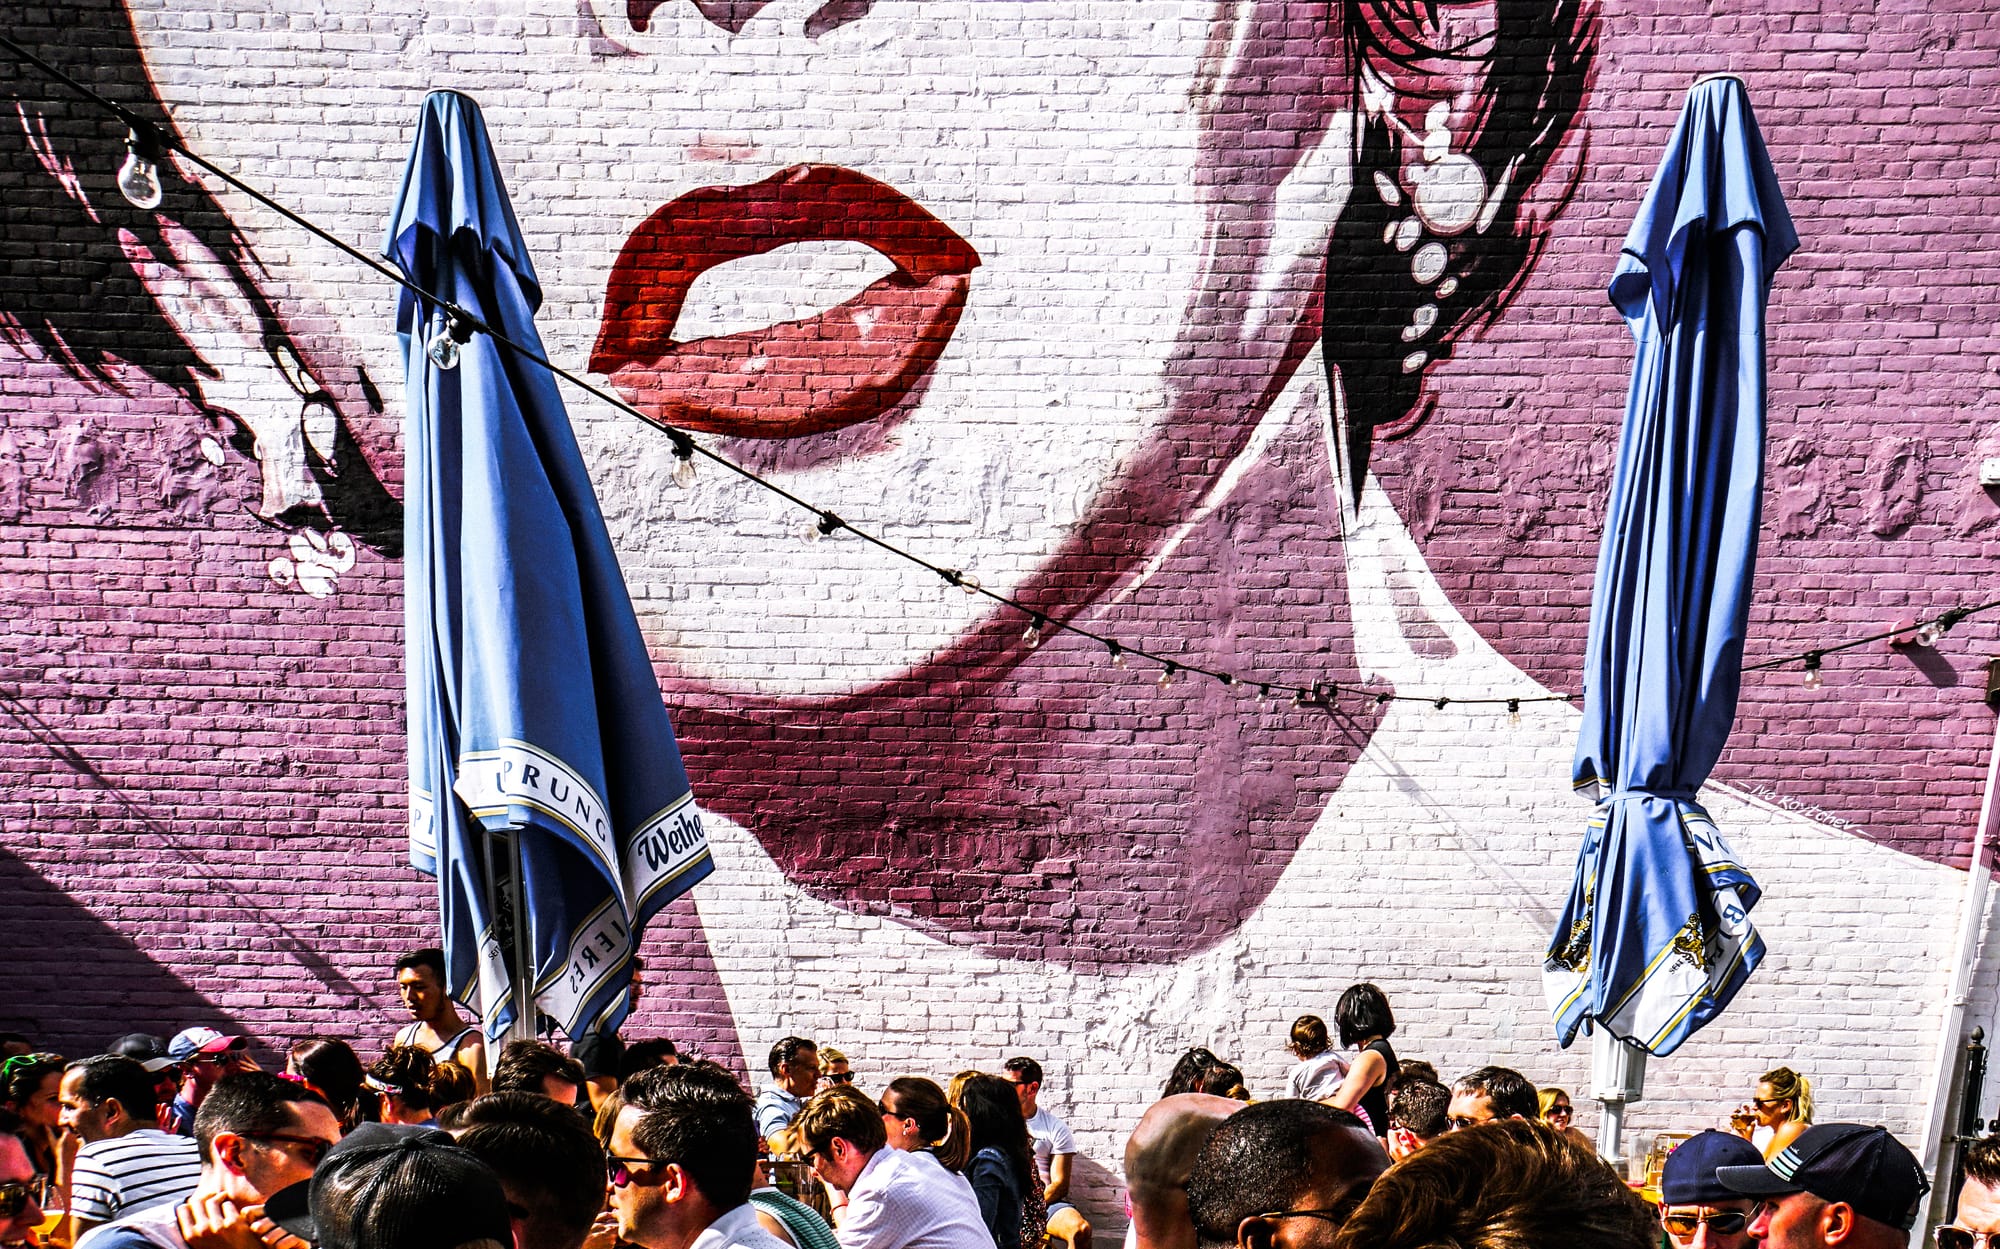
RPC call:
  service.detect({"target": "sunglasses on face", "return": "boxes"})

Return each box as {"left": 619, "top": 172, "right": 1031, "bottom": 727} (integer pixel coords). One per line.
{"left": 246, "top": 1133, "right": 334, "bottom": 1167}
{"left": 0, "top": 1180, "right": 41, "bottom": 1220}
{"left": 1663, "top": 1211, "right": 1751, "bottom": 1238}
{"left": 827, "top": 1072, "right": 854, "bottom": 1085}
{"left": 1937, "top": 1229, "right": 2000, "bottom": 1249}
{"left": 1545, "top": 1105, "right": 1573, "bottom": 1119}
{"left": 606, "top": 1152, "right": 663, "bottom": 1189}
{"left": 1751, "top": 1098, "right": 1788, "bottom": 1109}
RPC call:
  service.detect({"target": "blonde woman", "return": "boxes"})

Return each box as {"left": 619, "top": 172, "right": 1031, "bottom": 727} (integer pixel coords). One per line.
{"left": 1537, "top": 1087, "right": 1592, "bottom": 1152}
{"left": 1731, "top": 1067, "right": 1812, "bottom": 1159}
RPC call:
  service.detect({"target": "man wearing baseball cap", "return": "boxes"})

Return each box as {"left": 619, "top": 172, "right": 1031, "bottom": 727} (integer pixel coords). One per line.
{"left": 1659, "top": 1131, "right": 1763, "bottom": 1249}
{"left": 264, "top": 1122, "right": 513, "bottom": 1249}
{"left": 160, "top": 1030, "right": 249, "bottom": 1138}
{"left": 1715, "top": 1123, "right": 1930, "bottom": 1248}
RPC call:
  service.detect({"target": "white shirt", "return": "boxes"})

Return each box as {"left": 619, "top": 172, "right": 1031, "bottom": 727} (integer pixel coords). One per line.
{"left": 1285, "top": 1052, "right": 1351, "bottom": 1102}
{"left": 1023, "top": 1107, "right": 1076, "bottom": 1177}
{"left": 838, "top": 1147, "right": 995, "bottom": 1249}
{"left": 693, "top": 1203, "right": 795, "bottom": 1249}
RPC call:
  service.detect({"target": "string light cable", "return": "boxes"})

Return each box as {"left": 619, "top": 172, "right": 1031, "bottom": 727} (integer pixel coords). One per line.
{"left": 0, "top": 39, "right": 1987, "bottom": 714}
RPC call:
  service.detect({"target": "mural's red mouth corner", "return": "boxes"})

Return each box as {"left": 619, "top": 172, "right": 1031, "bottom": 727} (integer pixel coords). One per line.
{"left": 589, "top": 164, "right": 980, "bottom": 441}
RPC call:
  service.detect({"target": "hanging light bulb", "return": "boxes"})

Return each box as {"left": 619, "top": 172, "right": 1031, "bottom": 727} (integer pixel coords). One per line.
{"left": 426, "top": 312, "right": 474, "bottom": 372}
{"left": 1434, "top": 696, "right": 1450, "bottom": 710}
{"left": 426, "top": 324, "right": 461, "bottom": 371}
{"left": 1256, "top": 684, "right": 1271, "bottom": 705}
{"left": 672, "top": 455, "right": 697, "bottom": 489}
{"left": 1915, "top": 620, "right": 1942, "bottom": 648}
{"left": 1022, "top": 617, "right": 1044, "bottom": 649}
{"left": 1158, "top": 663, "right": 1178, "bottom": 689}
{"left": 959, "top": 573, "right": 982, "bottom": 596}
{"left": 1107, "top": 641, "right": 1126, "bottom": 669}
{"left": 1802, "top": 653, "right": 1824, "bottom": 690}
{"left": 1508, "top": 698, "right": 1522, "bottom": 727}
{"left": 816, "top": 512, "right": 843, "bottom": 538}
{"left": 116, "top": 123, "right": 165, "bottom": 210}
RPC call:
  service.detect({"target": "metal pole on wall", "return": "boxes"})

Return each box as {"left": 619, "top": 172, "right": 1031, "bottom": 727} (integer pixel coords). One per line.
{"left": 1919, "top": 714, "right": 2000, "bottom": 1175}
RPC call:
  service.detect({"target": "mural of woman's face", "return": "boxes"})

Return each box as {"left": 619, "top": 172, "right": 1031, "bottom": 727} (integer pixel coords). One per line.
{"left": 99, "top": 0, "right": 1586, "bottom": 964}
{"left": 135, "top": 0, "right": 1351, "bottom": 689}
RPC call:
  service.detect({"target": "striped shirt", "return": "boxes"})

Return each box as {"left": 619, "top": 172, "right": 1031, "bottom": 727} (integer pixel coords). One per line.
{"left": 750, "top": 1187, "right": 841, "bottom": 1249}
{"left": 70, "top": 1129, "right": 202, "bottom": 1224}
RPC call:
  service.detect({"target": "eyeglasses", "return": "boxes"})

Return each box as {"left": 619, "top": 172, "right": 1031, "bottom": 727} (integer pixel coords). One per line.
{"left": 1545, "top": 1105, "right": 1574, "bottom": 1120}
{"left": 1663, "top": 1211, "right": 1751, "bottom": 1238}
{"left": 827, "top": 1072, "right": 854, "bottom": 1085}
{"left": 1751, "top": 1098, "right": 1789, "bottom": 1109}
{"left": 1937, "top": 1229, "right": 2000, "bottom": 1249}
{"left": 1251, "top": 1203, "right": 1362, "bottom": 1230}
{"left": 0, "top": 1179, "right": 47, "bottom": 1220}
{"left": 246, "top": 1133, "right": 335, "bottom": 1167}
{"left": 606, "top": 1151, "right": 663, "bottom": 1189}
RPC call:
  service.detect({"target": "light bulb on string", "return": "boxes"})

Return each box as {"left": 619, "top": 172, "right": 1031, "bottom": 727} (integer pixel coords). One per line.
{"left": 668, "top": 432, "right": 697, "bottom": 489}
{"left": 1508, "top": 698, "right": 1522, "bottom": 727}
{"left": 1107, "top": 641, "right": 1126, "bottom": 669}
{"left": 1434, "top": 696, "right": 1450, "bottom": 710}
{"left": 1022, "top": 617, "right": 1044, "bottom": 649}
{"left": 116, "top": 123, "right": 166, "bottom": 209}
{"left": 1158, "top": 662, "right": 1178, "bottom": 689}
{"left": 959, "top": 574, "right": 982, "bottom": 596}
{"left": 1256, "top": 684, "right": 1271, "bottom": 706}
{"left": 1915, "top": 620, "right": 1942, "bottom": 648}
{"left": 426, "top": 312, "right": 474, "bottom": 372}
{"left": 1802, "top": 653, "right": 1825, "bottom": 690}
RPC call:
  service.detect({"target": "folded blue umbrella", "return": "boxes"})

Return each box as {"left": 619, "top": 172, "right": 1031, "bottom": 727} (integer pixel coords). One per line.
{"left": 1545, "top": 76, "right": 1797, "bottom": 1057}
{"left": 390, "top": 91, "right": 711, "bottom": 1044}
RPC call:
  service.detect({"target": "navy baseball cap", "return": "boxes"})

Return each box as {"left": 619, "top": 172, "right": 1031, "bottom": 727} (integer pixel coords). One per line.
{"left": 1662, "top": 1130, "right": 1764, "bottom": 1205}
{"left": 1715, "top": 1123, "right": 1930, "bottom": 1231}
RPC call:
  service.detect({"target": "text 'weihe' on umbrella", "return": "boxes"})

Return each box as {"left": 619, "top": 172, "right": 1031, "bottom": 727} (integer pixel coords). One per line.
{"left": 390, "top": 90, "right": 712, "bottom": 1051}
{"left": 1543, "top": 73, "right": 1798, "bottom": 1153}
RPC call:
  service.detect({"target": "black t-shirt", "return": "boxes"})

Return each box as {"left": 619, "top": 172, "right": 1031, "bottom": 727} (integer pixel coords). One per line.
{"left": 1359, "top": 1037, "right": 1397, "bottom": 1137}
{"left": 572, "top": 1027, "right": 623, "bottom": 1079}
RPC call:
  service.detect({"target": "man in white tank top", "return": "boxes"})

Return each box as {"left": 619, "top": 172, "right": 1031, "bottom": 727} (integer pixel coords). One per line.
{"left": 389, "top": 947, "right": 489, "bottom": 1094}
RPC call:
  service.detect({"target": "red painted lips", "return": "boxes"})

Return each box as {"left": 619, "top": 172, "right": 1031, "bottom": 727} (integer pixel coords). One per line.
{"left": 590, "top": 165, "right": 981, "bottom": 439}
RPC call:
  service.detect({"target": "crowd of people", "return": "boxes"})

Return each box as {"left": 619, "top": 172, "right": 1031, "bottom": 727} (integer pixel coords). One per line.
{"left": 0, "top": 962, "right": 1975, "bottom": 1249}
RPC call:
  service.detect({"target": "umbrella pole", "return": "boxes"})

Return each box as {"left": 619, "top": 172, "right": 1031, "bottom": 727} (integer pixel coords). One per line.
{"left": 1592, "top": 1029, "right": 1648, "bottom": 1167}
{"left": 501, "top": 828, "right": 538, "bottom": 1047}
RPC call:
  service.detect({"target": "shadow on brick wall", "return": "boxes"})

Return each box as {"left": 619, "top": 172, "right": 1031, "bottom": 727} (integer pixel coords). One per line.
{"left": 0, "top": 844, "right": 238, "bottom": 1055}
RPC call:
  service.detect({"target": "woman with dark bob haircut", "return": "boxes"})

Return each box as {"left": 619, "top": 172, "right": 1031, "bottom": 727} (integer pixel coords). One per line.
{"left": 1325, "top": 983, "right": 1397, "bottom": 1140}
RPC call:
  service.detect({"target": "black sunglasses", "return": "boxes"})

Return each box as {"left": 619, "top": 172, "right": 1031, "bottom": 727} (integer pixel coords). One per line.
{"left": 606, "top": 1151, "right": 663, "bottom": 1188}
{"left": 1663, "top": 1211, "right": 1750, "bottom": 1238}
{"left": 827, "top": 1072, "right": 854, "bottom": 1085}
{"left": 1937, "top": 1230, "right": 2000, "bottom": 1249}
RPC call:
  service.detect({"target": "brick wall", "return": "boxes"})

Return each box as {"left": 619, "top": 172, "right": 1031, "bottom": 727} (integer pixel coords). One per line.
{"left": 4, "top": 0, "right": 2000, "bottom": 1224}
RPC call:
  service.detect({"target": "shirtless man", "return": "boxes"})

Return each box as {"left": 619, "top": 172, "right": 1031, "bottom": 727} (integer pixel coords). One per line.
{"left": 389, "top": 948, "right": 488, "bottom": 1094}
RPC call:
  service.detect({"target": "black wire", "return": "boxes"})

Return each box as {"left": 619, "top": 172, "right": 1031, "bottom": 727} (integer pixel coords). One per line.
{"left": 3, "top": 35, "right": 1984, "bottom": 711}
